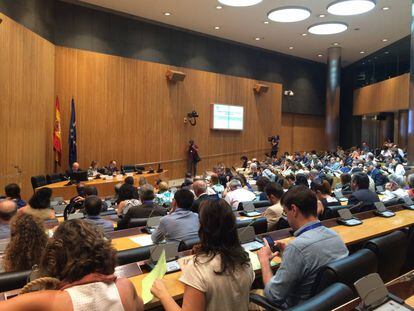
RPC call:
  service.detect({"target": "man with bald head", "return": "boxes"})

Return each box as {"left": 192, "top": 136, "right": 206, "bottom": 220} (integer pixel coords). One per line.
{"left": 191, "top": 179, "right": 210, "bottom": 213}
{"left": 0, "top": 199, "right": 18, "bottom": 239}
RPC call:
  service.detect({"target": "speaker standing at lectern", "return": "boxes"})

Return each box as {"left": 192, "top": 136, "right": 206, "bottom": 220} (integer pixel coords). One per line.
{"left": 188, "top": 140, "right": 201, "bottom": 177}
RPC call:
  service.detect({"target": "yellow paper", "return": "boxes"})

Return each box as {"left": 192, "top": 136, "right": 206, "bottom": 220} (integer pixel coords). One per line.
{"left": 141, "top": 250, "right": 167, "bottom": 304}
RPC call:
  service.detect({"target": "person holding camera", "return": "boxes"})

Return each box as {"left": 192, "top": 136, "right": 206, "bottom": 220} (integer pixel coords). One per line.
{"left": 269, "top": 135, "right": 280, "bottom": 158}
{"left": 187, "top": 139, "right": 201, "bottom": 177}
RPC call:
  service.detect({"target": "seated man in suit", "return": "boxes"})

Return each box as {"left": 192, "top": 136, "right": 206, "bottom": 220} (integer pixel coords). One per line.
{"left": 84, "top": 195, "right": 114, "bottom": 234}
{"left": 257, "top": 186, "right": 348, "bottom": 309}
{"left": 104, "top": 160, "right": 119, "bottom": 175}
{"left": 151, "top": 189, "right": 199, "bottom": 244}
{"left": 66, "top": 161, "right": 81, "bottom": 177}
{"left": 348, "top": 172, "right": 380, "bottom": 212}
{"left": 191, "top": 180, "right": 210, "bottom": 213}
{"left": 117, "top": 184, "right": 166, "bottom": 229}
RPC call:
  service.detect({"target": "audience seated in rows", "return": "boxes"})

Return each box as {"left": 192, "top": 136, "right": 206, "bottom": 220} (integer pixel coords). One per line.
{"left": 191, "top": 180, "right": 209, "bottom": 213}
{"left": 384, "top": 174, "right": 407, "bottom": 199}
{"left": 0, "top": 199, "right": 17, "bottom": 240}
{"left": 116, "top": 183, "right": 140, "bottom": 216}
{"left": 256, "top": 177, "right": 270, "bottom": 201}
{"left": 2, "top": 213, "right": 47, "bottom": 272}
{"left": 64, "top": 184, "right": 101, "bottom": 220}
{"left": 152, "top": 189, "right": 199, "bottom": 244}
{"left": 84, "top": 195, "right": 114, "bottom": 234}
{"left": 4, "top": 183, "right": 27, "bottom": 208}
{"left": 347, "top": 172, "right": 380, "bottom": 212}
{"left": 117, "top": 184, "right": 166, "bottom": 229}
{"left": 22, "top": 187, "right": 55, "bottom": 221}
{"left": 154, "top": 181, "right": 172, "bottom": 207}
{"left": 151, "top": 199, "right": 254, "bottom": 311}
{"left": 407, "top": 173, "right": 414, "bottom": 198}
{"left": 224, "top": 179, "right": 256, "bottom": 211}
{"left": 257, "top": 186, "right": 349, "bottom": 308}
{"left": 338, "top": 173, "right": 352, "bottom": 193}
{"left": 262, "top": 183, "right": 284, "bottom": 231}
{"left": 210, "top": 173, "right": 224, "bottom": 197}
{"left": 0, "top": 220, "right": 143, "bottom": 311}
{"left": 313, "top": 180, "right": 339, "bottom": 212}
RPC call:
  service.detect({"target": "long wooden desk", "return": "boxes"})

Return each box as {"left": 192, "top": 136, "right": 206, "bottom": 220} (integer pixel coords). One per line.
{"left": 135, "top": 208, "right": 414, "bottom": 310}
{"left": 37, "top": 171, "right": 167, "bottom": 200}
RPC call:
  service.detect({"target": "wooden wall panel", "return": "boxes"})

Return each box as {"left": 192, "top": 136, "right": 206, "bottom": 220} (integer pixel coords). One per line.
{"left": 54, "top": 47, "right": 282, "bottom": 181}
{"left": 0, "top": 13, "right": 55, "bottom": 199}
{"left": 353, "top": 74, "right": 409, "bottom": 115}
{"left": 279, "top": 113, "right": 327, "bottom": 154}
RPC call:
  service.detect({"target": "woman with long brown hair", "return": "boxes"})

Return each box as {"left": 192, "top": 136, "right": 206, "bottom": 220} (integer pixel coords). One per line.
{"left": 2, "top": 213, "right": 48, "bottom": 272}
{"left": 0, "top": 220, "right": 143, "bottom": 311}
{"left": 151, "top": 199, "right": 254, "bottom": 311}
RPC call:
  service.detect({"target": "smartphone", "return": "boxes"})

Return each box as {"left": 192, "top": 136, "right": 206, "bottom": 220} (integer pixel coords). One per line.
{"left": 263, "top": 235, "right": 281, "bottom": 253}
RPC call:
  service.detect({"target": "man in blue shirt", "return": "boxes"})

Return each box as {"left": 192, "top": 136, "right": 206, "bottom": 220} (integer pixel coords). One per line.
{"left": 0, "top": 199, "right": 17, "bottom": 240}
{"left": 257, "top": 186, "right": 349, "bottom": 308}
{"left": 84, "top": 195, "right": 114, "bottom": 234}
{"left": 152, "top": 189, "right": 199, "bottom": 244}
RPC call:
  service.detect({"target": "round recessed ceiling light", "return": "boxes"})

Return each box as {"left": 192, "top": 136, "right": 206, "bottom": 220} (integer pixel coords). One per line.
{"left": 318, "top": 54, "right": 324, "bottom": 57}
{"left": 308, "top": 22, "right": 348, "bottom": 35}
{"left": 164, "top": 12, "right": 171, "bottom": 16}
{"left": 214, "top": 26, "right": 220, "bottom": 30}
{"left": 319, "top": 14, "right": 326, "bottom": 17}
{"left": 255, "top": 37, "right": 261, "bottom": 41}
{"left": 301, "top": 33, "right": 308, "bottom": 36}
{"left": 360, "top": 51, "right": 365, "bottom": 54}
{"left": 216, "top": 5, "right": 223, "bottom": 9}
{"left": 268, "top": 6, "right": 311, "bottom": 23}
{"left": 327, "top": 0, "right": 375, "bottom": 16}
{"left": 382, "top": 38, "right": 388, "bottom": 42}
{"left": 289, "top": 46, "right": 294, "bottom": 50}
{"left": 263, "top": 21, "right": 269, "bottom": 24}
{"left": 218, "top": 0, "right": 262, "bottom": 7}
{"left": 333, "top": 42, "right": 340, "bottom": 46}
{"left": 382, "top": 6, "right": 390, "bottom": 11}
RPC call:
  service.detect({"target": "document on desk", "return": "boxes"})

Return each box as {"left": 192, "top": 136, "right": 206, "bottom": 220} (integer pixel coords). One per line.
{"left": 142, "top": 250, "right": 167, "bottom": 304}
{"left": 129, "top": 234, "right": 154, "bottom": 246}
{"left": 247, "top": 250, "right": 278, "bottom": 271}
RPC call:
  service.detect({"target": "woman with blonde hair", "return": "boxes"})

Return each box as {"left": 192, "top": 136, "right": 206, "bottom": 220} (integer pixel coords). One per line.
{"left": 0, "top": 220, "right": 143, "bottom": 311}
{"left": 3, "top": 213, "right": 48, "bottom": 272}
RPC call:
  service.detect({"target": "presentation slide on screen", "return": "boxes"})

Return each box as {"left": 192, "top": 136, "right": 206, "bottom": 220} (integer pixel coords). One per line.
{"left": 212, "top": 104, "right": 244, "bottom": 130}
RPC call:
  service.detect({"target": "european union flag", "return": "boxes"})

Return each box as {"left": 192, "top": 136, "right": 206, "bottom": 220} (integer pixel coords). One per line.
{"left": 69, "top": 98, "right": 77, "bottom": 166}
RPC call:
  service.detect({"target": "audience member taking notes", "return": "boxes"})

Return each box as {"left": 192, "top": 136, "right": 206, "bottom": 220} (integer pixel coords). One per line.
{"left": 257, "top": 186, "right": 348, "bottom": 309}
{"left": 151, "top": 199, "right": 255, "bottom": 311}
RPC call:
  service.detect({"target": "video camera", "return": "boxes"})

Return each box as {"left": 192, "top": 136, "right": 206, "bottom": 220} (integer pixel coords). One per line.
{"left": 268, "top": 135, "right": 280, "bottom": 143}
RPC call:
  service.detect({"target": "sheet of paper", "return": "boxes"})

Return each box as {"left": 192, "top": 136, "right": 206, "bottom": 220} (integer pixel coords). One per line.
{"left": 247, "top": 250, "right": 278, "bottom": 271}
{"left": 141, "top": 250, "right": 167, "bottom": 304}
{"left": 129, "top": 234, "right": 154, "bottom": 246}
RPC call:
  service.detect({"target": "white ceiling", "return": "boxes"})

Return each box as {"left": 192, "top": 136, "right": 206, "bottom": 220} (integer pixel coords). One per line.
{"left": 77, "top": 0, "right": 411, "bottom": 65}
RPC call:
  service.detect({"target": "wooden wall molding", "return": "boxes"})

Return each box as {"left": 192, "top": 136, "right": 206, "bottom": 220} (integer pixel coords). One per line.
{"left": 353, "top": 73, "right": 409, "bottom": 116}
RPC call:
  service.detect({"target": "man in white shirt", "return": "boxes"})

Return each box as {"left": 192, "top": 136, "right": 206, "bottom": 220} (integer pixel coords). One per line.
{"left": 224, "top": 179, "right": 256, "bottom": 211}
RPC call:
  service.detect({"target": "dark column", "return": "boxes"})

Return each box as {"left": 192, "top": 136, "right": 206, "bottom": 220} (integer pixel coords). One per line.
{"left": 408, "top": 0, "right": 414, "bottom": 163}
{"left": 326, "top": 47, "right": 341, "bottom": 151}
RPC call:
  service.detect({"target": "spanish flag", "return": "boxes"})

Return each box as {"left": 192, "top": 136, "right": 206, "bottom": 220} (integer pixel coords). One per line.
{"left": 53, "top": 96, "right": 62, "bottom": 166}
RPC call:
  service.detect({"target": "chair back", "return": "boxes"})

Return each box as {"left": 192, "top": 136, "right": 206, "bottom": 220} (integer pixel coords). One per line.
{"left": 178, "top": 236, "right": 201, "bottom": 252}
{"left": 31, "top": 175, "right": 47, "bottom": 190}
{"left": 288, "top": 283, "right": 354, "bottom": 311}
{"left": 312, "top": 249, "right": 378, "bottom": 296}
{"left": 0, "top": 270, "right": 31, "bottom": 292}
{"left": 116, "top": 246, "right": 152, "bottom": 266}
{"left": 364, "top": 230, "right": 407, "bottom": 282}
{"left": 46, "top": 173, "right": 64, "bottom": 184}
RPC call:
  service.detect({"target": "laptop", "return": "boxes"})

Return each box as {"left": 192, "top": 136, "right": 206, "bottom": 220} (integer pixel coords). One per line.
{"left": 142, "top": 216, "right": 163, "bottom": 234}
{"left": 374, "top": 202, "right": 395, "bottom": 218}
{"left": 237, "top": 226, "right": 263, "bottom": 251}
{"left": 333, "top": 189, "right": 348, "bottom": 202}
{"left": 240, "top": 202, "right": 261, "bottom": 217}
{"left": 403, "top": 196, "right": 414, "bottom": 210}
{"left": 148, "top": 243, "right": 180, "bottom": 273}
